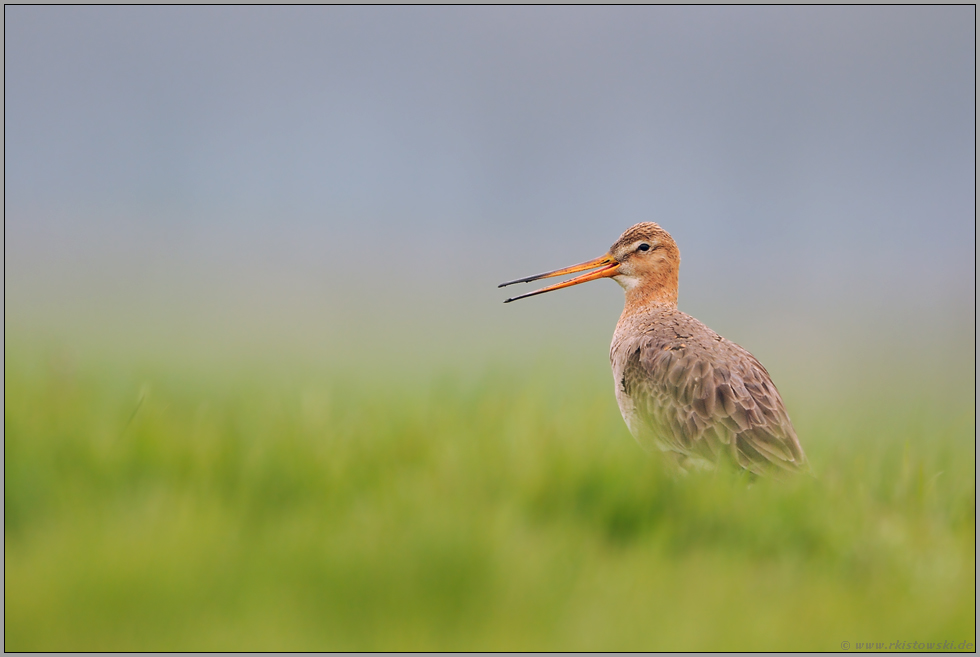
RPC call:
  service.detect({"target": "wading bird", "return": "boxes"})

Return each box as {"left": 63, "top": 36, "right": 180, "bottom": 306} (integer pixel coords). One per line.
{"left": 500, "top": 222, "right": 807, "bottom": 476}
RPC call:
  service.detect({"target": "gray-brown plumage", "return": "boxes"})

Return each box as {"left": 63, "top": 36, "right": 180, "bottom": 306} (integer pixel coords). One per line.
{"left": 500, "top": 222, "right": 807, "bottom": 476}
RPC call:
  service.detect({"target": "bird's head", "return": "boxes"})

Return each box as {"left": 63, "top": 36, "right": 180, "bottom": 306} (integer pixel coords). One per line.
{"left": 500, "top": 222, "right": 680, "bottom": 308}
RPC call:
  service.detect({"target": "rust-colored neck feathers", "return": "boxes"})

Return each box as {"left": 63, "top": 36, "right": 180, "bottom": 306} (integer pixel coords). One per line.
{"left": 623, "top": 262, "right": 678, "bottom": 311}
{"left": 609, "top": 222, "right": 681, "bottom": 318}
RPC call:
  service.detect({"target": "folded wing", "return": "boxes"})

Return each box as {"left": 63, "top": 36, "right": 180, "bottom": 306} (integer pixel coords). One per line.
{"left": 621, "top": 331, "right": 808, "bottom": 476}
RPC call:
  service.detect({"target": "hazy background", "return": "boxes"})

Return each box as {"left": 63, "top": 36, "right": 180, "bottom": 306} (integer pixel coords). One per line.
{"left": 5, "top": 8, "right": 976, "bottom": 650}
{"left": 5, "top": 6, "right": 975, "bottom": 370}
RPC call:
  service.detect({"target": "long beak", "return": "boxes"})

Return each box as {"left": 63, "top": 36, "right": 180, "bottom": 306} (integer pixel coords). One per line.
{"left": 499, "top": 253, "right": 620, "bottom": 303}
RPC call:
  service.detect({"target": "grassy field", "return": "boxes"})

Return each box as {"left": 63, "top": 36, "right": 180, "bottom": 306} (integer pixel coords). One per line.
{"left": 4, "top": 335, "right": 975, "bottom": 650}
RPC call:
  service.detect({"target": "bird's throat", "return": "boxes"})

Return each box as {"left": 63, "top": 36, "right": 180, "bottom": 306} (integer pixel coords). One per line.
{"left": 619, "top": 272, "right": 679, "bottom": 317}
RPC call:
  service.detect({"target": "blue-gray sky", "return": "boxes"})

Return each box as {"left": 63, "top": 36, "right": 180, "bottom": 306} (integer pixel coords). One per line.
{"left": 4, "top": 6, "right": 975, "bottom": 366}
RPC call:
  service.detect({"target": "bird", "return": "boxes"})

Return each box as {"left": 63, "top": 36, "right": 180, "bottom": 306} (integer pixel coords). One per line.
{"left": 500, "top": 222, "right": 807, "bottom": 476}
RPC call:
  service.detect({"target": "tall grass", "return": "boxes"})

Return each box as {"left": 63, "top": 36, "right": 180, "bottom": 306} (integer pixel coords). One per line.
{"left": 4, "top": 338, "right": 975, "bottom": 650}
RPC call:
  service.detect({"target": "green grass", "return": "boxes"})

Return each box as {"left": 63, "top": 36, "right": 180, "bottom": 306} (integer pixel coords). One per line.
{"left": 4, "top": 340, "right": 975, "bottom": 650}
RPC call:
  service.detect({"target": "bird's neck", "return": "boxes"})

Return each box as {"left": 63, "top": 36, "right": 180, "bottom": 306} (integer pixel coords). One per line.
{"left": 620, "top": 272, "right": 679, "bottom": 319}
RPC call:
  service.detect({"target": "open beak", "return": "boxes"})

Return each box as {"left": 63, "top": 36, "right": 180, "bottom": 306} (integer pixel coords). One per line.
{"left": 499, "top": 253, "right": 620, "bottom": 303}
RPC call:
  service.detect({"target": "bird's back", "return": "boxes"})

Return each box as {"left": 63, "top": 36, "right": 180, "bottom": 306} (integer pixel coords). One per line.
{"left": 611, "top": 306, "right": 807, "bottom": 475}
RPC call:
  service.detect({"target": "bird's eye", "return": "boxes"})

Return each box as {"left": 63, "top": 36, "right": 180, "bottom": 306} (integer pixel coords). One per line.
{"left": 637, "top": 243, "right": 651, "bottom": 251}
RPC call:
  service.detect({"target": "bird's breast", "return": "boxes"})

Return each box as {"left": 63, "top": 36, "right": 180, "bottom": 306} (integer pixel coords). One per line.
{"left": 609, "top": 316, "right": 660, "bottom": 450}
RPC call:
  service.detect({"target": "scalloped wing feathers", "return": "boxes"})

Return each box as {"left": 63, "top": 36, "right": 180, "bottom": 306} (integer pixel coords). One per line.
{"left": 612, "top": 308, "right": 807, "bottom": 476}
